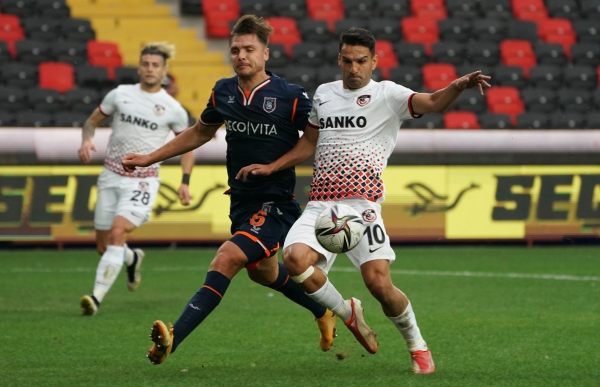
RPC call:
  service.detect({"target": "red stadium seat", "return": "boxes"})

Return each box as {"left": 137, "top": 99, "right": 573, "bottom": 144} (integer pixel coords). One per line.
{"left": 266, "top": 17, "right": 301, "bottom": 55}
{"left": 422, "top": 63, "right": 456, "bottom": 90}
{"left": 89, "top": 56, "right": 122, "bottom": 80}
{"left": 512, "top": 0, "right": 548, "bottom": 22}
{"left": 402, "top": 17, "right": 439, "bottom": 54}
{"left": 486, "top": 86, "right": 524, "bottom": 124}
{"left": 537, "top": 18, "right": 576, "bottom": 56}
{"left": 444, "top": 111, "right": 480, "bottom": 129}
{"left": 375, "top": 40, "right": 398, "bottom": 79}
{"left": 500, "top": 40, "right": 537, "bottom": 75}
{"left": 202, "top": 0, "right": 240, "bottom": 38}
{"left": 202, "top": 0, "right": 240, "bottom": 14}
{"left": 411, "top": 0, "right": 447, "bottom": 21}
{"left": 87, "top": 41, "right": 121, "bottom": 61}
{"left": 306, "top": 0, "right": 344, "bottom": 28}
{"left": 39, "top": 62, "right": 74, "bottom": 93}
{"left": 0, "top": 14, "right": 24, "bottom": 56}
{"left": 0, "top": 14, "right": 21, "bottom": 32}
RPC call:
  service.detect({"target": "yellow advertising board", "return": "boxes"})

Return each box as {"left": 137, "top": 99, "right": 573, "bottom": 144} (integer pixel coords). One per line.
{"left": 1, "top": 165, "right": 600, "bottom": 242}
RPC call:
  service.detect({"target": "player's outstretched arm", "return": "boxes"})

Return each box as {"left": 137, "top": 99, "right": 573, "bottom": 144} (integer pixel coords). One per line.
{"left": 78, "top": 108, "right": 107, "bottom": 163}
{"left": 121, "top": 121, "right": 220, "bottom": 173}
{"left": 411, "top": 70, "right": 492, "bottom": 115}
{"left": 236, "top": 125, "right": 319, "bottom": 181}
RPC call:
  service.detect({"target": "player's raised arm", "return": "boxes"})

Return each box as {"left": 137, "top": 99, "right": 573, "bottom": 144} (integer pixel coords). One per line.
{"left": 78, "top": 107, "right": 108, "bottom": 163}
{"left": 411, "top": 70, "right": 492, "bottom": 115}
{"left": 121, "top": 121, "right": 220, "bottom": 172}
{"left": 236, "top": 125, "right": 319, "bottom": 181}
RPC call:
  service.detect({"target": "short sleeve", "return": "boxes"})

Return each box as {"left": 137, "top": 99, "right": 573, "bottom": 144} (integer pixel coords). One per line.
{"left": 307, "top": 87, "right": 321, "bottom": 129}
{"left": 98, "top": 88, "right": 118, "bottom": 116}
{"left": 170, "top": 105, "right": 189, "bottom": 134}
{"left": 291, "top": 89, "right": 312, "bottom": 131}
{"left": 199, "top": 90, "right": 225, "bottom": 126}
{"left": 385, "top": 82, "right": 421, "bottom": 120}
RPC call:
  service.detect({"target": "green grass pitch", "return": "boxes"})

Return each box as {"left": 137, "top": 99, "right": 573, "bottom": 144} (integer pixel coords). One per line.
{"left": 0, "top": 246, "right": 598, "bottom": 387}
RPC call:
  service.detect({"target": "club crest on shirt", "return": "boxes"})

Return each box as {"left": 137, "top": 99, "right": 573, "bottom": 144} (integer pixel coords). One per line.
{"left": 138, "top": 181, "right": 149, "bottom": 192}
{"left": 362, "top": 208, "right": 377, "bottom": 222}
{"left": 357, "top": 94, "right": 371, "bottom": 107}
{"left": 263, "top": 97, "right": 276, "bottom": 113}
{"left": 153, "top": 104, "right": 165, "bottom": 116}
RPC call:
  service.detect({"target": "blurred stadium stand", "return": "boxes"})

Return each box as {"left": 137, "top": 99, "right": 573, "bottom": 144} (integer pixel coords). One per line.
{"left": 0, "top": 0, "right": 599, "bottom": 128}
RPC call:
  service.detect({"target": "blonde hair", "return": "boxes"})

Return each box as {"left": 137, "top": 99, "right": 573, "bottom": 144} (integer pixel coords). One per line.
{"left": 229, "top": 15, "right": 274, "bottom": 47}
{"left": 140, "top": 42, "right": 176, "bottom": 63}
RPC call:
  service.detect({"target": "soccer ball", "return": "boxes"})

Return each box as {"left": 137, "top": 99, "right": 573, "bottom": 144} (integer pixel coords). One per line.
{"left": 314, "top": 203, "right": 366, "bottom": 254}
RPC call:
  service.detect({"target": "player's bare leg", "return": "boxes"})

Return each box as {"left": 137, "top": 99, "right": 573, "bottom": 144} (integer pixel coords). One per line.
{"left": 284, "top": 243, "right": 378, "bottom": 354}
{"left": 361, "top": 260, "right": 434, "bottom": 374}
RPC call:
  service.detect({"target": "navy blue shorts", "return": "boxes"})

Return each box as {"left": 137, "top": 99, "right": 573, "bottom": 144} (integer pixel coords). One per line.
{"left": 229, "top": 199, "right": 302, "bottom": 269}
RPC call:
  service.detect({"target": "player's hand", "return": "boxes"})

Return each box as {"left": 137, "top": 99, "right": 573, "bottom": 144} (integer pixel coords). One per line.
{"left": 235, "top": 164, "right": 276, "bottom": 181}
{"left": 121, "top": 153, "right": 152, "bottom": 173}
{"left": 178, "top": 184, "right": 192, "bottom": 206}
{"left": 454, "top": 71, "right": 492, "bottom": 96}
{"left": 78, "top": 140, "right": 97, "bottom": 163}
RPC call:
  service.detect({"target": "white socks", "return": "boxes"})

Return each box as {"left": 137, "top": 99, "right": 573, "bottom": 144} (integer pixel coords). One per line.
{"left": 388, "top": 302, "right": 428, "bottom": 352}
{"left": 307, "top": 279, "right": 352, "bottom": 322}
{"left": 92, "top": 245, "right": 125, "bottom": 303}
{"left": 123, "top": 244, "right": 135, "bottom": 266}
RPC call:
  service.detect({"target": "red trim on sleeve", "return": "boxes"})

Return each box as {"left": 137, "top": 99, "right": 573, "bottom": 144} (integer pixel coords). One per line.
{"left": 407, "top": 93, "right": 422, "bottom": 118}
{"left": 98, "top": 105, "right": 109, "bottom": 117}
{"left": 308, "top": 121, "right": 319, "bottom": 128}
{"left": 211, "top": 90, "right": 216, "bottom": 108}
{"left": 291, "top": 98, "right": 298, "bottom": 123}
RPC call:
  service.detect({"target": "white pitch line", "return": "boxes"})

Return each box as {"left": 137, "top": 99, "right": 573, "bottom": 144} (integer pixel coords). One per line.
{"left": 1, "top": 266, "right": 598, "bottom": 282}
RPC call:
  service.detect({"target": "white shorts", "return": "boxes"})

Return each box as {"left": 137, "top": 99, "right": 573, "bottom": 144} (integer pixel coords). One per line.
{"left": 284, "top": 198, "right": 396, "bottom": 274}
{"left": 94, "top": 168, "right": 161, "bottom": 230}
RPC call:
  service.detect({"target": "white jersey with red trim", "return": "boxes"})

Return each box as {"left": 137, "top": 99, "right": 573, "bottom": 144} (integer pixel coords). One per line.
{"left": 307, "top": 79, "right": 418, "bottom": 203}
{"left": 99, "top": 84, "right": 188, "bottom": 178}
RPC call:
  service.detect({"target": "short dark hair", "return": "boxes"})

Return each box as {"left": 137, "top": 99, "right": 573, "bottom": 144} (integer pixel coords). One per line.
{"left": 339, "top": 28, "right": 376, "bottom": 56}
{"left": 140, "top": 42, "right": 175, "bottom": 64}
{"left": 229, "top": 15, "right": 274, "bottom": 47}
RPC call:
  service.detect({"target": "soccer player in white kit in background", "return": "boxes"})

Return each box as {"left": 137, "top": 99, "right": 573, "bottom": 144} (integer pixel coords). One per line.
{"left": 77, "top": 42, "right": 195, "bottom": 316}
{"left": 237, "top": 28, "right": 491, "bottom": 374}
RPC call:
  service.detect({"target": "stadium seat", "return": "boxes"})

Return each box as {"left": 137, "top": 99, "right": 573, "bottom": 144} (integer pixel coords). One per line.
{"left": 453, "top": 88, "right": 487, "bottom": 113}
{"left": 317, "top": 65, "right": 343, "bottom": 83}
{"left": 571, "top": 43, "right": 600, "bottom": 67}
{"left": 298, "top": 19, "right": 333, "bottom": 44}
{"left": 37, "top": 0, "right": 71, "bottom": 19}
{"left": 334, "top": 19, "right": 368, "bottom": 37}
{"left": 239, "top": 0, "right": 274, "bottom": 18}
{"left": 266, "top": 17, "right": 302, "bottom": 54}
{"left": 534, "top": 42, "right": 567, "bottom": 66}
{"left": 266, "top": 44, "right": 289, "bottom": 68}
{"left": 594, "top": 89, "right": 600, "bottom": 109}
{"left": 344, "top": 0, "right": 377, "bottom": 19}
{"left": 394, "top": 42, "right": 429, "bottom": 66}
{"left": 574, "top": 21, "right": 600, "bottom": 44}
{"left": 323, "top": 43, "right": 340, "bottom": 64}
{"left": 76, "top": 65, "right": 111, "bottom": 89}
{"left": 61, "top": 19, "right": 95, "bottom": 42}
{"left": 538, "top": 18, "right": 576, "bottom": 47}
{"left": 507, "top": 20, "right": 538, "bottom": 43}
{"left": 422, "top": 63, "right": 457, "bottom": 90}
{"left": 516, "top": 112, "right": 549, "bottom": 129}
{"left": 432, "top": 42, "right": 465, "bottom": 66}
{"left": 472, "top": 19, "right": 507, "bottom": 43}
{"left": 411, "top": 0, "right": 447, "bottom": 21}
{"left": 581, "top": 0, "right": 600, "bottom": 20}
{"left": 114, "top": 66, "right": 139, "bottom": 85}
{"left": 88, "top": 56, "right": 122, "bottom": 80}
{"left": 446, "top": 0, "right": 479, "bottom": 19}
{"left": 15, "top": 111, "right": 53, "bottom": 127}
{"left": 203, "top": 0, "right": 240, "bottom": 38}
{"left": 480, "top": 0, "right": 512, "bottom": 20}
{"left": 550, "top": 112, "right": 586, "bottom": 129}
{"left": 21, "top": 18, "right": 61, "bottom": 42}
{"left": 0, "top": 42, "right": 12, "bottom": 63}
{"left": 479, "top": 113, "right": 513, "bottom": 129}
{"left": 467, "top": 42, "right": 500, "bottom": 66}
{"left": 375, "top": 0, "right": 410, "bottom": 18}
{"left": 1, "top": 62, "right": 38, "bottom": 88}
{"left": 500, "top": 40, "right": 536, "bottom": 75}
{"left": 53, "top": 111, "right": 88, "bottom": 127}
{"left": 493, "top": 66, "right": 527, "bottom": 88}
{"left": 587, "top": 112, "right": 600, "bottom": 129}
{"left": 374, "top": 40, "right": 398, "bottom": 78}
{"left": 486, "top": 86, "right": 524, "bottom": 121}
{"left": 512, "top": 1, "right": 549, "bottom": 22}
{"left": 39, "top": 62, "right": 74, "bottom": 93}
{"left": 65, "top": 87, "right": 100, "bottom": 113}
{"left": 438, "top": 19, "right": 471, "bottom": 43}
{"left": 402, "top": 17, "right": 439, "bottom": 52}
{"left": 444, "top": 111, "right": 480, "bottom": 129}
{"left": 285, "top": 66, "right": 318, "bottom": 91}
{"left": 306, "top": 0, "right": 344, "bottom": 27}
{"left": 180, "top": 0, "right": 202, "bottom": 15}
{"left": 16, "top": 40, "right": 52, "bottom": 64}
{"left": 27, "top": 87, "right": 62, "bottom": 112}
{"left": 529, "top": 65, "right": 563, "bottom": 89}
{"left": 0, "top": 14, "right": 22, "bottom": 34}
{"left": 0, "top": 111, "right": 15, "bottom": 126}
{"left": 370, "top": 68, "right": 384, "bottom": 82}
{"left": 547, "top": 0, "right": 581, "bottom": 21}
{"left": 521, "top": 87, "right": 558, "bottom": 112}
{"left": 565, "top": 66, "right": 597, "bottom": 90}
{"left": 389, "top": 66, "right": 422, "bottom": 91}
{"left": 1, "top": 0, "right": 36, "bottom": 17}
{"left": 401, "top": 114, "right": 443, "bottom": 128}
{"left": 368, "top": 18, "right": 402, "bottom": 42}
{"left": 0, "top": 14, "right": 24, "bottom": 56}
{"left": 273, "top": 0, "right": 307, "bottom": 19}
{"left": 0, "top": 86, "right": 27, "bottom": 112}
{"left": 559, "top": 89, "right": 592, "bottom": 113}
{"left": 291, "top": 42, "right": 326, "bottom": 67}
{"left": 87, "top": 41, "right": 121, "bottom": 61}
{"left": 51, "top": 41, "right": 87, "bottom": 66}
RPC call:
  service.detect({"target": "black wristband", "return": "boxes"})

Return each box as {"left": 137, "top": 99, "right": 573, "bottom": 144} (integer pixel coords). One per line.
{"left": 182, "top": 173, "right": 190, "bottom": 185}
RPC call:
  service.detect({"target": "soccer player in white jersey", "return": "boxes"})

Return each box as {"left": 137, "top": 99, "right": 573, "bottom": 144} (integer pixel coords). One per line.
{"left": 237, "top": 28, "right": 491, "bottom": 374}
{"left": 77, "top": 42, "right": 194, "bottom": 316}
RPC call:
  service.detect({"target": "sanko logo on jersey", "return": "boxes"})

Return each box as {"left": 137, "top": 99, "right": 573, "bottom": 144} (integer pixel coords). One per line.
{"left": 319, "top": 116, "right": 367, "bottom": 129}
{"left": 224, "top": 120, "right": 278, "bottom": 135}
{"left": 119, "top": 114, "right": 159, "bottom": 130}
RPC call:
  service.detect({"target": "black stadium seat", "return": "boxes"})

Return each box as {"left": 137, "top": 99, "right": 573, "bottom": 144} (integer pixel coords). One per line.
{"left": 547, "top": 0, "right": 581, "bottom": 20}
{"left": 472, "top": 19, "right": 507, "bottom": 43}
{"left": 559, "top": 89, "right": 592, "bottom": 113}
{"left": 239, "top": 0, "right": 273, "bottom": 17}
{"left": 316, "top": 65, "right": 343, "bottom": 84}
{"left": 467, "top": 42, "right": 500, "bottom": 66}
{"left": 344, "top": 0, "right": 377, "bottom": 19}
{"left": 453, "top": 88, "right": 487, "bottom": 113}
{"left": 324, "top": 43, "right": 340, "bottom": 65}
{"left": 530, "top": 65, "right": 564, "bottom": 89}
{"left": 298, "top": 19, "right": 332, "bottom": 44}
{"left": 594, "top": 89, "right": 600, "bottom": 109}
{"left": 0, "top": 0, "right": 36, "bottom": 17}
{"left": 480, "top": 0, "right": 512, "bottom": 20}
{"left": 273, "top": 0, "right": 307, "bottom": 19}
{"left": 402, "top": 114, "right": 444, "bottom": 129}
{"left": 0, "top": 86, "right": 27, "bottom": 112}
{"left": 516, "top": 112, "right": 550, "bottom": 129}
{"left": 0, "top": 111, "right": 16, "bottom": 126}
{"left": 587, "top": 113, "right": 600, "bottom": 129}
{"left": 0, "top": 62, "right": 38, "bottom": 88}
{"left": 432, "top": 42, "right": 465, "bottom": 66}
{"left": 565, "top": 66, "right": 597, "bottom": 91}
{"left": 439, "top": 19, "right": 471, "bottom": 43}
{"left": 507, "top": 20, "right": 538, "bottom": 43}
{"left": 37, "top": 0, "right": 71, "bottom": 18}
{"left": 494, "top": 66, "right": 527, "bottom": 88}
{"left": 65, "top": 87, "right": 100, "bottom": 113}
{"left": 571, "top": 43, "right": 600, "bottom": 67}
{"left": 61, "top": 18, "right": 95, "bottom": 42}
{"left": 581, "top": 0, "right": 600, "bottom": 20}
{"left": 0, "top": 42, "right": 11, "bottom": 64}
{"left": 16, "top": 40, "right": 52, "bottom": 64}
{"left": 550, "top": 112, "right": 586, "bottom": 129}
{"left": 375, "top": 0, "right": 410, "bottom": 19}
{"left": 395, "top": 43, "right": 429, "bottom": 66}
{"left": 266, "top": 44, "right": 289, "bottom": 68}
{"left": 54, "top": 111, "right": 88, "bottom": 127}
{"left": 16, "top": 111, "right": 53, "bottom": 127}
{"left": 114, "top": 66, "right": 139, "bottom": 85}
{"left": 51, "top": 41, "right": 87, "bottom": 65}
{"left": 285, "top": 66, "right": 318, "bottom": 91}
{"left": 291, "top": 42, "right": 326, "bottom": 67}
{"left": 573, "top": 21, "right": 600, "bottom": 44}
{"left": 534, "top": 43, "right": 567, "bottom": 66}
{"left": 21, "top": 17, "right": 61, "bottom": 42}
{"left": 27, "top": 87, "right": 62, "bottom": 113}
{"left": 446, "top": 0, "right": 479, "bottom": 19}
{"left": 368, "top": 18, "right": 402, "bottom": 42}
{"left": 389, "top": 66, "right": 422, "bottom": 91}
{"left": 521, "top": 88, "right": 558, "bottom": 113}
{"left": 76, "top": 65, "right": 112, "bottom": 89}
{"left": 479, "top": 113, "right": 513, "bottom": 129}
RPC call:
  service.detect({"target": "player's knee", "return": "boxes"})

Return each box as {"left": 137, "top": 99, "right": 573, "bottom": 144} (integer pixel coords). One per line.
{"left": 364, "top": 273, "right": 392, "bottom": 299}
{"left": 282, "top": 245, "right": 309, "bottom": 276}
{"left": 108, "top": 226, "right": 127, "bottom": 245}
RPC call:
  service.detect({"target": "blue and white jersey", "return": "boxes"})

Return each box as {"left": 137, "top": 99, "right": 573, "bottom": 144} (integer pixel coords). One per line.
{"left": 200, "top": 72, "right": 311, "bottom": 198}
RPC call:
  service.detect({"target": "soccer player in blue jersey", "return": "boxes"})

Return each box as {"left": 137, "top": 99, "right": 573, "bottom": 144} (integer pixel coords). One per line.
{"left": 121, "top": 15, "right": 337, "bottom": 365}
